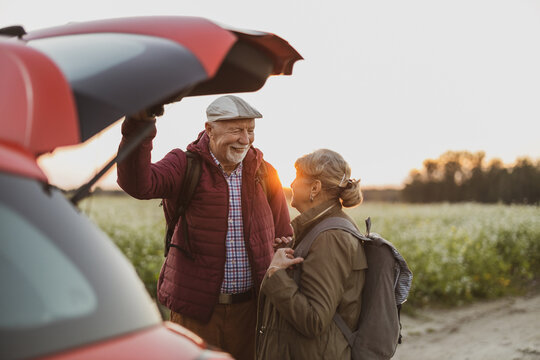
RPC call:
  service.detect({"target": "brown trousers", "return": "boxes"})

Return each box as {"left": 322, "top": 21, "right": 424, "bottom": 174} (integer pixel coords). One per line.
{"left": 170, "top": 297, "right": 257, "bottom": 360}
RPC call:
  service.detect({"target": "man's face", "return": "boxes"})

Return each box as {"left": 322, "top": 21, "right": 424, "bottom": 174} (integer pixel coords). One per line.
{"left": 206, "top": 118, "right": 255, "bottom": 169}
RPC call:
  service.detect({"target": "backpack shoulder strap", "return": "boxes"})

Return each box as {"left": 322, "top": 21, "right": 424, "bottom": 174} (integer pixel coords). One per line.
{"left": 333, "top": 313, "right": 355, "bottom": 347}
{"left": 293, "top": 217, "right": 369, "bottom": 259}
{"left": 177, "top": 151, "right": 202, "bottom": 216}
{"left": 292, "top": 217, "right": 370, "bottom": 284}
{"left": 163, "top": 150, "right": 201, "bottom": 257}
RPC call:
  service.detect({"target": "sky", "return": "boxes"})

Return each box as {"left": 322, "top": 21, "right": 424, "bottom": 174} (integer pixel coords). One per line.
{"left": 2, "top": 0, "right": 539, "bottom": 189}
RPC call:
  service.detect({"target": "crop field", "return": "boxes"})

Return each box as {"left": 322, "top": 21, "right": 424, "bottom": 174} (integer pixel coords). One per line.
{"left": 81, "top": 195, "right": 540, "bottom": 310}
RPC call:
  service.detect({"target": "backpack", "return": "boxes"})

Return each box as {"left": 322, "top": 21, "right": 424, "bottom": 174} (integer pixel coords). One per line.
{"left": 162, "top": 151, "right": 271, "bottom": 258}
{"left": 292, "top": 216, "right": 412, "bottom": 360}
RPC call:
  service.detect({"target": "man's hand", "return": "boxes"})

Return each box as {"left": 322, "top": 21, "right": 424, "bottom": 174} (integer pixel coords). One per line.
{"left": 128, "top": 105, "right": 165, "bottom": 121}
{"left": 273, "top": 236, "right": 292, "bottom": 250}
{"left": 267, "top": 248, "right": 303, "bottom": 277}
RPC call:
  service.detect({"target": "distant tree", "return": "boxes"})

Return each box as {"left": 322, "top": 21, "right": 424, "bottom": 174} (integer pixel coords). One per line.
{"left": 464, "top": 152, "right": 486, "bottom": 201}
{"left": 402, "top": 151, "right": 539, "bottom": 204}
{"left": 485, "top": 159, "right": 510, "bottom": 203}
{"left": 510, "top": 157, "right": 540, "bottom": 204}
{"left": 401, "top": 170, "right": 421, "bottom": 203}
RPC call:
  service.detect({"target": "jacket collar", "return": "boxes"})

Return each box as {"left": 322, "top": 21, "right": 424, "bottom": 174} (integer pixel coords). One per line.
{"left": 291, "top": 199, "right": 343, "bottom": 246}
{"left": 186, "top": 130, "right": 264, "bottom": 174}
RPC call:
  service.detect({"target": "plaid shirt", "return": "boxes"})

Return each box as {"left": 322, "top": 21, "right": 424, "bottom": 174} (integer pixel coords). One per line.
{"left": 210, "top": 151, "right": 253, "bottom": 294}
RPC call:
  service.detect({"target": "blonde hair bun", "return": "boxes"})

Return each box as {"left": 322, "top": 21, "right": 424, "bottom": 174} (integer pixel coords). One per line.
{"left": 294, "top": 149, "right": 362, "bottom": 208}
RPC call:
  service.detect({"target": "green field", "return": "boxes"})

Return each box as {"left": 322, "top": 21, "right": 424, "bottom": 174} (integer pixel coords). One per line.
{"left": 81, "top": 195, "right": 540, "bottom": 310}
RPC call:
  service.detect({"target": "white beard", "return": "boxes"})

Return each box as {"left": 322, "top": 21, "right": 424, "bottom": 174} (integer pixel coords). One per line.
{"left": 226, "top": 146, "right": 249, "bottom": 164}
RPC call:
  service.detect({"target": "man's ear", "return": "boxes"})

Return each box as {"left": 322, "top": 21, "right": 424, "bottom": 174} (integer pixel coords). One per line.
{"left": 205, "top": 122, "right": 213, "bottom": 137}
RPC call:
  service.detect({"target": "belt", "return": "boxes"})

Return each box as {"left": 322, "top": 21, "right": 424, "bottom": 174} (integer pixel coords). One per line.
{"left": 218, "top": 289, "right": 253, "bottom": 304}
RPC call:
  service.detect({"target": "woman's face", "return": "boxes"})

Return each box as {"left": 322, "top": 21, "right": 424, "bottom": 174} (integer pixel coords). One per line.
{"left": 290, "top": 170, "right": 314, "bottom": 213}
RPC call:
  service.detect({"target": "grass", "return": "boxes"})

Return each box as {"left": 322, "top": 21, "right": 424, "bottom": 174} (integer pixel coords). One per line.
{"left": 81, "top": 195, "right": 540, "bottom": 310}
{"left": 343, "top": 203, "right": 540, "bottom": 307}
{"left": 80, "top": 195, "right": 165, "bottom": 300}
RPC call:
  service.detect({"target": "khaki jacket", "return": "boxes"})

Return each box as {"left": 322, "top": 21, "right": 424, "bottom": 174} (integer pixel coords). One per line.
{"left": 256, "top": 201, "right": 367, "bottom": 359}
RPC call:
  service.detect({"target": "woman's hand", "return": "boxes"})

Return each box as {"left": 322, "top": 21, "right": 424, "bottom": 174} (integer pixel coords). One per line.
{"left": 273, "top": 236, "right": 293, "bottom": 250}
{"left": 267, "top": 248, "right": 303, "bottom": 277}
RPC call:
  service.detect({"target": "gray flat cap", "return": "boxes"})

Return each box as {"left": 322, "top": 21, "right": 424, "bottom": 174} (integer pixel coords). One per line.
{"left": 206, "top": 95, "right": 262, "bottom": 122}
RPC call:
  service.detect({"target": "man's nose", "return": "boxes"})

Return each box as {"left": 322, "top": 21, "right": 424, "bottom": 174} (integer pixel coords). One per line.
{"left": 238, "top": 130, "right": 250, "bottom": 144}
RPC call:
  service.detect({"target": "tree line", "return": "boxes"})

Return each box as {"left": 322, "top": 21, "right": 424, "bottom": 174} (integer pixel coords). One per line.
{"left": 401, "top": 151, "right": 540, "bottom": 204}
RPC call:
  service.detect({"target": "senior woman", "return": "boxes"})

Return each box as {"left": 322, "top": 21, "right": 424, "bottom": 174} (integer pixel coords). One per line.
{"left": 256, "top": 149, "right": 366, "bottom": 360}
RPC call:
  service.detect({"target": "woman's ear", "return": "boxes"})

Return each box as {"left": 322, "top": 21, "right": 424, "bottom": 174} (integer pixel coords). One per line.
{"left": 312, "top": 179, "right": 322, "bottom": 196}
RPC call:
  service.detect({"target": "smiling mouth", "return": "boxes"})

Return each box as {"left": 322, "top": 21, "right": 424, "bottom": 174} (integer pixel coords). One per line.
{"left": 231, "top": 146, "right": 248, "bottom": 152}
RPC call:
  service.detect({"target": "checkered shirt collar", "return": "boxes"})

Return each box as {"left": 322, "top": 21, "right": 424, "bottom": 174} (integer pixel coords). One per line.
{"left": 209, "top": 150, "right": 243, "bottom": 176}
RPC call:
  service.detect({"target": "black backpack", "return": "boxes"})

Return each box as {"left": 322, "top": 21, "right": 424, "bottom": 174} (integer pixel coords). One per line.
{"left": 162, "top": 151, "right": 270, "bottom": 258}
{"left": 292, "top": 217, "right": 412, "bottom": 360}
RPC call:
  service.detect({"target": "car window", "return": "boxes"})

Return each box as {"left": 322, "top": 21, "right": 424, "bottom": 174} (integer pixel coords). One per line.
{"left": 0, "top": 173, "right": 161, "bottom": 360}
{"left": 26, "top": 32, "right": 205, "bottom": 141}
{"left": 0, "top": 203, "right": 97, "bottom": 328}
{"left": 29, "top": 33, "right": 147, "bottom": 82}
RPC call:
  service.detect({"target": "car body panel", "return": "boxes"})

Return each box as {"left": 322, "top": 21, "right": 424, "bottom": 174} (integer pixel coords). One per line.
{"left": 0, "top": 39, "right": 79, "bottom": 153}
{"left": 39, "top": 323, "right": 232, "bottom": 360}
{"left": 24, "top": 16, "right": 236, "bottom": 78}
{"left": 0, "top": 141, "right": 47, "bottom": 181}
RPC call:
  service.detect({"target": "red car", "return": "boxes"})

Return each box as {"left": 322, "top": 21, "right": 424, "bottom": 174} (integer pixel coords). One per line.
{"left": 0, "top": 16, "right": 301, "bottom": 360}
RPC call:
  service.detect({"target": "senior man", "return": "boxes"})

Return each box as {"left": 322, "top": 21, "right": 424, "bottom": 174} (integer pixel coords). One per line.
{"left": 117, "top": 95, "right": 293, "bottom": 360}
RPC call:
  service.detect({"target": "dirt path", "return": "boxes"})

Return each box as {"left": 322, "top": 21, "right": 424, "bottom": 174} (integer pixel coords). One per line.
{"left": 393, "top": 293, "right": 540, "bottom": 360}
